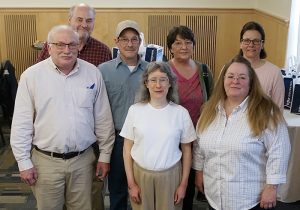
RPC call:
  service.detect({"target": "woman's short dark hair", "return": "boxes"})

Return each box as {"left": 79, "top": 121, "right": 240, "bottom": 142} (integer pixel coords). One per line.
{"left": 239, "top": 21, "right": 267, "bottom": 59}
{"left": 167, "top": 25, "right": 195, "bottom": 51}
{"left": 138, "top": 62, "right": 178, "bottom": 104}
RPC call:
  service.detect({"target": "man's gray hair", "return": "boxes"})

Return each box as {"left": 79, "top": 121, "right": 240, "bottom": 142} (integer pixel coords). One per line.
{"left": 47, "top": 25, "right": 79, "bottom": 43}
{"left": 69, "top": 3, "right": 96, "bottom": 19}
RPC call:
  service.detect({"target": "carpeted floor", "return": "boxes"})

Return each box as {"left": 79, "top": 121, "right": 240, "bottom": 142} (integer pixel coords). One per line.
{"left": 0, "top": 123, "right": 37, "bottom": 210}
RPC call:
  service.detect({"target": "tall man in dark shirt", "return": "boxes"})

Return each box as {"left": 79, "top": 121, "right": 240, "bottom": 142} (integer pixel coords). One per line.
{"left": 37, "top": 3, "right": 112, "bottom": 66}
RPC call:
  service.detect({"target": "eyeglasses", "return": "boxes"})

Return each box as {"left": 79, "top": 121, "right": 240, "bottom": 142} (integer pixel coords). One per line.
{"left": 173, "top": 40, "right": 193, "bottom": 48}
{"left": 75, "top": 17, "right": 94, "bottom": 24}
{"left": 118, "top": 37, "right": 140, "bottom": 45}
{"left": 224, "top": 74, "right": 248, "bottom": 81}
{"left": 147, "top": 77, "right": 169, "bottom": 85}
{"left": 49, "top": 42, "right": 79, "bottom": 50}
{"left": 241, "top": 39, "right": 263, "bottom": 45}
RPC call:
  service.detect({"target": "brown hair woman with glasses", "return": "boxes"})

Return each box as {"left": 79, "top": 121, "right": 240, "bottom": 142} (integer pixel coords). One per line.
{"left": 239, "top": 21, "right": 284, "bottom": 110}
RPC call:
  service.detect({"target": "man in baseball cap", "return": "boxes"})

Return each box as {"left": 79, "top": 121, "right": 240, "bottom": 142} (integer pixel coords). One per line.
{"left": 115, "top": 20, "right": 140, "bottom": 37}
{"left": 98, "top": 20, "right": 148, "bottom": 210}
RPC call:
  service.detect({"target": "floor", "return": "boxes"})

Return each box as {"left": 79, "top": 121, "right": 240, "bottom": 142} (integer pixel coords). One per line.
{"left": 1, "top": 120, "right": 299, "bottom": 210}
{"left": 0, "top": 121, "right": 209, "bottom": 210}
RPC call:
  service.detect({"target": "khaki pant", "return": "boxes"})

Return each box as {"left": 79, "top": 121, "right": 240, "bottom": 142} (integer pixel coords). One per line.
{"left": 31, "top": 147, "right": 94, "bottom": 210}
{"left": 131, "top": 161, "right": 182, "bottom": 210}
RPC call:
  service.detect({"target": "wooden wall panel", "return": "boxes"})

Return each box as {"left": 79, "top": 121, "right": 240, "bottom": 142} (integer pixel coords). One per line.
{"left": 3, "top": 14, "right": 38, "bottom": 80}
{"left": 214, "top": 11, "right": 254, "bottom": 76}
{"left": 0, "top": 8, "right": 289, "bottom": 80}
{"left": 186, "top": 15, "right": 217, "bottom": 74}
{"left": 93, "top": 11, "right": 148, "bottom": 49}
{"left": 254, "top": 10, "right": 289, "bottom": 68}
{"left": 148, "top": 15, "right": 180, "bottom": 60}
{"left": 36, "top": 11, "right": 68, "bottom": 41}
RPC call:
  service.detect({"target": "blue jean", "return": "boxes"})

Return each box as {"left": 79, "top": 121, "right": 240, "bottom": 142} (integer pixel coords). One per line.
{"left": 108, "top": 134, "right": 128, "bottom": 210}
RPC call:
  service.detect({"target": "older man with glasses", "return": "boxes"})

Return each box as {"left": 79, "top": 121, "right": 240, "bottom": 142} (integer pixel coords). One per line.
{"left": 37, "top": 3, "right": 112, "bottom": 66}
{"left": 36, "top": 4, "right": 113, "bottom": 210}
{"left": 11, "top": 25, "right": 115, "bottom": 210}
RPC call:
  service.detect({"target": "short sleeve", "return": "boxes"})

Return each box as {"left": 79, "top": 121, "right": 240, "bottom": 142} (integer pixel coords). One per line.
{"left": 119, "top": 105, "right": 135, "bottom": 141}
{"left": 181, "top": 108, "right": 197, "bottom": 143}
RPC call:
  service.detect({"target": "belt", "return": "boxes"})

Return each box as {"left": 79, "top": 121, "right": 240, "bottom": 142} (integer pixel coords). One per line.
{"left": 34, "top": 145, "right": 87, "bottom": 160}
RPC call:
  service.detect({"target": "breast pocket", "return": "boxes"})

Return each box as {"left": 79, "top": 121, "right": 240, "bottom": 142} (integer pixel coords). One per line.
{"left": 77, "top": 88, "right": 95, "bottom": 108}
{"left": 105, "top": 81, "right": 123, "bottom": 95}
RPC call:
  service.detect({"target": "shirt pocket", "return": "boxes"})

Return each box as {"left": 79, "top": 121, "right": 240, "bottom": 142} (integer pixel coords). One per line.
{"left": 105, "top": 81, "right": 124, "bottom": 95}
{"left": 77, "top": 88, "right": 95, "bottom": 108}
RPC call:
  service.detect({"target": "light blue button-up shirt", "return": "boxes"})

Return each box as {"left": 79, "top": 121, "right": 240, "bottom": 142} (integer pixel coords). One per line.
{"left": 98, "top": 55, "right": 148, "bottom": 130}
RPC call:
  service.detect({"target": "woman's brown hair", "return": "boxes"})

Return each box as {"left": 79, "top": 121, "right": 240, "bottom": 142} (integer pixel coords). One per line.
{"left": 197, "top": 55, "right": 284, "bottom": 136}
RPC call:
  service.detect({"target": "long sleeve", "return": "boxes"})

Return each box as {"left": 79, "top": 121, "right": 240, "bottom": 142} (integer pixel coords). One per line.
{"left": 264, "top": 122, "right": 291, "bottom": 184}
{"left": 255, "top": 61, "right": 284, "bottom": 110}
{"left": 10, "top": 71, "right": 35, "bottom": 171}
{"left": 271, "top": 70, "right": 285, "bottom": 110}
{"left": 94, "top": 71, "right": 115, "bottom": 163}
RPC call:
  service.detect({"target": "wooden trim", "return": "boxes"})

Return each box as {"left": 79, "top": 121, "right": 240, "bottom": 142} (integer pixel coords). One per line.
{"left": 0, "top": 8, "right": 255, "bottom": 14}
{"left": 254, "top": 9, "right": 289, "bottom": 25}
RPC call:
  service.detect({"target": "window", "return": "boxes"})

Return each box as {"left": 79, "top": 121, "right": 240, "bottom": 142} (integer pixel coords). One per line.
{"left": 285, "top": 0, "right": 300, "bottom": 70}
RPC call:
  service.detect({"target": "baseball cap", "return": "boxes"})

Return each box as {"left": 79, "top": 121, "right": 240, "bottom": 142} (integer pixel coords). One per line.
{"left": 115, "top": 20, "right": 140, "bottom": 37}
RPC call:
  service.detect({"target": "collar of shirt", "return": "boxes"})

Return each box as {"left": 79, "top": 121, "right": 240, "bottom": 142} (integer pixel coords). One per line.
{"left": 217, "top": 96, "right": 249, "bottom": 115}
{"left": 79, "top": 36, "right": 92, "bottom": 53}
{"left": 47, "top": 57, "right": 80, "bottom": 76}
{"left": 115, "top": 54, "right": 143, "bottom": 72}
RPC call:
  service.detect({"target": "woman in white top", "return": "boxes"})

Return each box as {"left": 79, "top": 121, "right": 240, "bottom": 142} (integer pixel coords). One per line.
{"left": 121, "top": 62, "right": 196, "bottom": 210}
{"left": 239, "top": 21, "right": 284, "bottom": 110}
{"left": 193, "top": 55, "right": 290, "bottom": 210}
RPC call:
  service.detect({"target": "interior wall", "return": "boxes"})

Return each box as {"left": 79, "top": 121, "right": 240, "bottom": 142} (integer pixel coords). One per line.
{"left": 254, "top": 0, "right": 291, "bottom": 21}
{"left": 254, "top": 11, "right": 289, "bottom": 68}
{"left": 0, "top": 8, "right": 288, "bottom": 81}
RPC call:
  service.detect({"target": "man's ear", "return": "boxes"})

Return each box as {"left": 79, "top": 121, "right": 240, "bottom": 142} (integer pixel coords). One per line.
{"left": 114, "top": 38, "right": 119, "bottom": 44}
{"left": 47, "top": 44, "right": 52, "bottom": 55}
